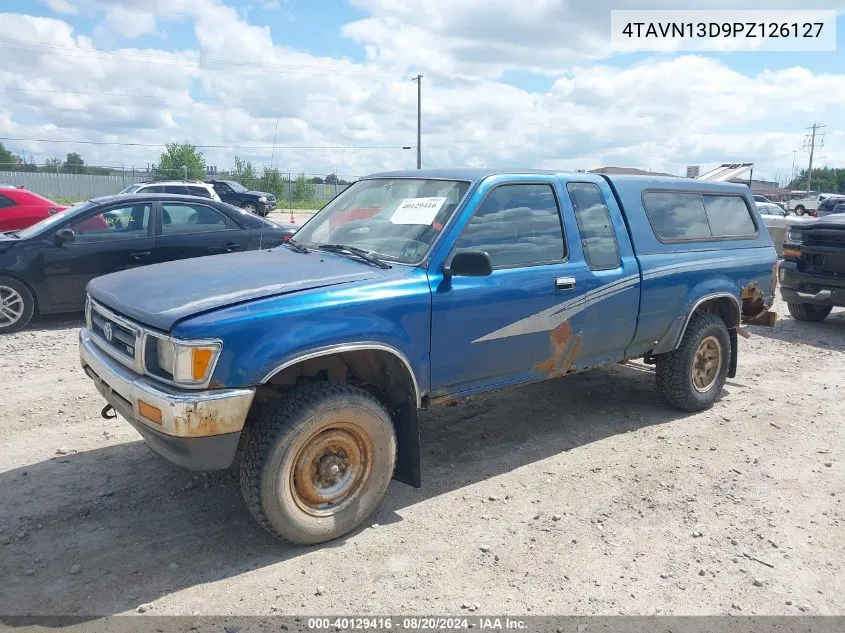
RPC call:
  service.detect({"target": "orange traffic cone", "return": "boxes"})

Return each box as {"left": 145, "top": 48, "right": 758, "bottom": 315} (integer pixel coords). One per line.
{"left": 289, "top": 209, "right": 295, "bottom": 224}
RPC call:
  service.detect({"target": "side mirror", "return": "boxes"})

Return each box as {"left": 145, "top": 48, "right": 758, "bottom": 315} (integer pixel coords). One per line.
{"left": 445, "top": 250, "right": 493, "bottom": 278}
{"left": 55, "top": 228, "right": 76, "bottom": 245}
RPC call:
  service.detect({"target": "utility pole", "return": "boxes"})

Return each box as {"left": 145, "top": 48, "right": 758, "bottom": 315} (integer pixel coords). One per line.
{"left": 411, "top": 73, "right": 423, "bottom": 169}
{"left": 791, "top": 150, "right": 797, "bottom": 183}
{"left": 802, "top": 122, "right": 825, "bottom": 194}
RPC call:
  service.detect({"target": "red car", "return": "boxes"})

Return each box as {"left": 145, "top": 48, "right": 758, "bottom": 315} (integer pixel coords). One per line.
{"left": 0, "top": 187, "right": 67, "bottom": 231}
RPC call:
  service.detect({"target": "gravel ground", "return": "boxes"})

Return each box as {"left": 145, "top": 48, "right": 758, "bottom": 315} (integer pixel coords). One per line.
{"left": 0, "top": 296, "right": 842, "bottom": 617}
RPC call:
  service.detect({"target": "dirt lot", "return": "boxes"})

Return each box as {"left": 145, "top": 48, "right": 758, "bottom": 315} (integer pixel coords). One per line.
{"left": 0, "top": 296, "right": 842, "bottom": 617}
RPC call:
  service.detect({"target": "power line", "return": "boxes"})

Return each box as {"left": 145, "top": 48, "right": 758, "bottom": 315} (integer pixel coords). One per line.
{"left": 0, "top": 39, "right": 396, "bottom": 76}
{"left": 3, "top": 86, "right": 345, "bottom": 104}
{"left": 0, "top": 136, "right": 412, "bottom": 150}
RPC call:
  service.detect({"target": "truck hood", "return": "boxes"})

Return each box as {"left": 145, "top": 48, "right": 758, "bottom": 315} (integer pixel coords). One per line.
{"left": 794, "top": 214, "right": 845, "bottom": 230}
{"left": 87, "top": 247, "right": 400, "bottom": 331}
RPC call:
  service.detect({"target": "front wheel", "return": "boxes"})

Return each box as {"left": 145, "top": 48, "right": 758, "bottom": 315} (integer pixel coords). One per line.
{"left": 239, "top": 383, "right": 397, "bottom": 545}
{"left": 655, "top": 313, "right": 731, "bottom": 412}
{"left": 787, "top": 302, "right": 832, "bottom": 322}
{"left": 242, "top": 202, "right": 259, "bottom": 215}
{"left": 0, "top": 276, "right": 36, "bottom": 334}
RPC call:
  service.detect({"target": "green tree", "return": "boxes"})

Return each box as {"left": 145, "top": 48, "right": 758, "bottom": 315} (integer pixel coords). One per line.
{"left": 42, "top": 158, "right": 62, "bottom": 172}
{"left": 292, "top": 172, "right": 315, "bottom": 202}
{"left": 157, "top": 142, "right": 206, "bottom": 180}
{"left": 0, "top": 143, "right": 19, "bottom": 171}
{"left": 231, "top": 156, "right": 258, "bottom": 190}
{"left": 787, "top": 167, "right": 845, "bottom": 194}
{"left": 310, "top": 176, "right": 324, "bottom": 184}
{"left": 261, "top": 166, "right": 285, "bottom": 199}
{"left": 324, "top": 173, "right": 338, "bottom": 184}
{"left": 62, "top": 152, "right": 85, "bottom": 174}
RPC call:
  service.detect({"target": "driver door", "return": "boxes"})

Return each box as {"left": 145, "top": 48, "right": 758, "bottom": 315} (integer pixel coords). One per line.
{"left": 429, "top": 179, "right": 590, "bottom": 396}
{"left": 44, "top": 202, "right": 154, "bottom": 309}
{"left": 212, "top": 182, "right": 237, "bottom": 205}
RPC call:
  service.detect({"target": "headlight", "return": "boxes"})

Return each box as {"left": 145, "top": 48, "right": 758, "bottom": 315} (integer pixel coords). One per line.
{"left": 258, "top": 196, "right": 267, "bottom": 203}
{"left": 786, "top": 226, "right": 804, "bottom": 243}
{"left": 153, "top": 337, "right": 221, "bottom": 385}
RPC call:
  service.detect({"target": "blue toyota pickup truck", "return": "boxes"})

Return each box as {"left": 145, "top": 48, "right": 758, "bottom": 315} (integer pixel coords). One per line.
{"left": 79, "top": 168, "right": 778, "bottom": 544}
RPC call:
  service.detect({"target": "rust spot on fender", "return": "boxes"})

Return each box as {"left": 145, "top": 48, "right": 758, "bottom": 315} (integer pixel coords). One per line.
{"left": 740, "top": 281, "right": 776, "bottom": 326}
{"left": 168, "top": 398, "right": 250, "bottom": 437}
{"left": 741, "top": 282, "right": 764, "bottom": 302}
{"left": 536, "top": 321, "right": 582, "bottom": 376}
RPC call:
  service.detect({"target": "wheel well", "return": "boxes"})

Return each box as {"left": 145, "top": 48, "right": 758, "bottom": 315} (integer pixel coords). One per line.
{"left": 692, "top": 296, "right": 739, "bottom": 329}
{"left": 248, "top": 349, "right": 422, "bottom": 488}
{"left": 259, "top": 349, "right": 418, "bottom": 409}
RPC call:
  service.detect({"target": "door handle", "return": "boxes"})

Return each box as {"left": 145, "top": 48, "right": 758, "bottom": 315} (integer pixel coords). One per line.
{"left": 130, "top": 251, "right": 151, "bottom": 260}
{"left": 224, "top": 242, "right": 241, "bottom": 252}
{"left": 555, "top": 276, "right": 577, "bottom": 290}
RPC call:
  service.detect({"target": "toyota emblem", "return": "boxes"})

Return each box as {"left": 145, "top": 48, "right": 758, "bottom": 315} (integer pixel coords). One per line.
{"left": 103, "top": 322, "right": 113, "bottom": 342}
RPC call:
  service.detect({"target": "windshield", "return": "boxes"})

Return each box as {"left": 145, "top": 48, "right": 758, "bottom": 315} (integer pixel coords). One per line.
{"left": 225, "top": 180, "right": 248, "bottom": 192}
{"left": 294, "top": 178, "right": 471, "bottom": 264}
{"left": 16, "top": 200, "right": 97, "bottom": 239}
{"left": 119, "top": 184, "right": 141, "bottom": 194}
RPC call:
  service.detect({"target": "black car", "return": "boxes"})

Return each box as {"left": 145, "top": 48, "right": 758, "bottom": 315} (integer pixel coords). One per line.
{"left": 816, "top": 195, "right": 845, "bottom": 218}
{"left": 0, "top": 193, "right": 297, "bottom": 333}
{"left": 205, "top": 180, "right": 276, "bottom": 216}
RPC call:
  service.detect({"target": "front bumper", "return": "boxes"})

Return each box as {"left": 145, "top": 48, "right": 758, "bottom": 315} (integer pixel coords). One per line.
{"left": 779, "top": 260, "right": 845, "bottom": 307}
{"left": 79, "top": 329, "right": 255, "bottom": 470}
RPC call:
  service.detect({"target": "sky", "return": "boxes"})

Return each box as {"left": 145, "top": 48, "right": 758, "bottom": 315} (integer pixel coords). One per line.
{"left": 0, "top": 0, "right": 843, "bottom": 181}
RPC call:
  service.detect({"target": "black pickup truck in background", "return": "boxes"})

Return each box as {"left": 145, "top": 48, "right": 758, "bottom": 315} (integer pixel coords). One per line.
{"left": 780, "top": 214, "right": 845, "bottom": 322}
{"left": 205, "top": 179, "right": 276, "bottom": 216}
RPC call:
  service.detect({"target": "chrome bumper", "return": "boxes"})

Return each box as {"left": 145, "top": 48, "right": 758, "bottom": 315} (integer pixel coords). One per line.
{"left": 79, "top": 328, "right": 255, "bottom": 439}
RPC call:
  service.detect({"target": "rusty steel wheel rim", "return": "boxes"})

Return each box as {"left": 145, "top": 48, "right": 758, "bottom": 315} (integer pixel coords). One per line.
{"left": 290, "top": 422, "right": 373, "bottom": 517}
{"left": 693, "top": 335, "right": 722, "bottom": 393}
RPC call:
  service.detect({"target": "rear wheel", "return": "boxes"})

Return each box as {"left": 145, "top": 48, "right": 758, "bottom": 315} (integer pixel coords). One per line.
{"left": 239, "top": 383, "right": 397, "bottom": 545}
{"left": 787, "top": 302, "right": 832, "bottom": 322}
{"left": 794, "top": 205, "right": 805, "bottom": 216}
{"left": 655, "top": 313, "right": 731, "bottom": 412}
{"left": 0, "top": 276, "right": 35, "bottom": 334}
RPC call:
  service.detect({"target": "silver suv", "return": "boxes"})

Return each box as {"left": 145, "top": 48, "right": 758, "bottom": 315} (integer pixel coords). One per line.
{"left": 118, "top": 181, "right": 221, "bottom": 201}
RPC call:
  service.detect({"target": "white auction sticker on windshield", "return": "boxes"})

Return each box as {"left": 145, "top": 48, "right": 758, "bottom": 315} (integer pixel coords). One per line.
{"left": 390, "top": 197, "right": 447, "bottom": 225}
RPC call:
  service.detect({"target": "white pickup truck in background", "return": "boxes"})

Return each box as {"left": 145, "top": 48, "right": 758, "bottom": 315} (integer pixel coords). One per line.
{"left": 787, "top": 192, "right": 836, "bottom": 216}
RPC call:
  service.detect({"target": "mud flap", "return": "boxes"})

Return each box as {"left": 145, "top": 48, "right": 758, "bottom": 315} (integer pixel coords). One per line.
{"left": 728, "top": 328, "right": 738, "bottom": 379}
{"left": 392, "top": 404, "right": 421, "bottom": 488}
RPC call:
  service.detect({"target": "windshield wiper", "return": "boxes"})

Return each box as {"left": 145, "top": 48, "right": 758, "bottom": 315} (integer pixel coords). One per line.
{"left": 317, "top": 244, "right": 390, "bottom": 269}
{"left": 283, "top": 238, "right": 309, "bottom": 253}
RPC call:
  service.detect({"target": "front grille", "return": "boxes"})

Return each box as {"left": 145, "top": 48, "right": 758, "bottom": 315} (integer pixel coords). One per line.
{"left": 805, "top": 229, "right": 845, "bottom": 248}
{"left": 89, "top": 302, "right": 141, "bottom": 366}
{"left": 805, "top": 254, "right": 845, "bottom": 277}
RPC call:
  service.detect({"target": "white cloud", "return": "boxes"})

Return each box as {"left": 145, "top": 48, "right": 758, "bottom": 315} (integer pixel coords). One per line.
{"left": 100, "top": 5, "right": 159, "bottom": 38}
{"left": 345, "top": 0, "right": 845, "bottom": 78}
{"left": 0, "top": 3, "right": 842, "bottom": 183}
{"left": 40, "top": 0, "right": 78, "bottom": 15}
